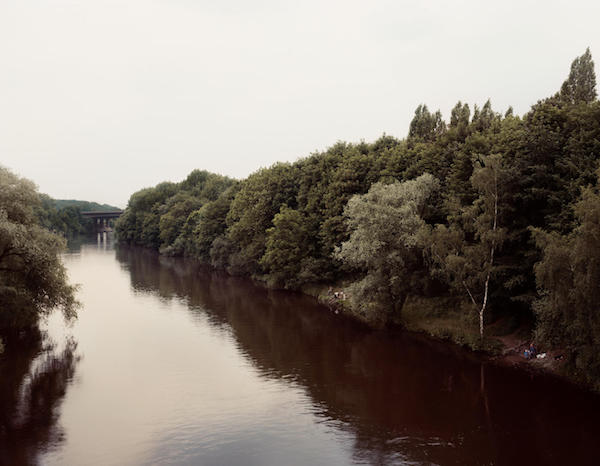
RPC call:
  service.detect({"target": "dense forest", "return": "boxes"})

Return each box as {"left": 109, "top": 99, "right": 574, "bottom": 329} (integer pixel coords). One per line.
{"left": 116, "top": 50, "right": 600, "bottom": 390}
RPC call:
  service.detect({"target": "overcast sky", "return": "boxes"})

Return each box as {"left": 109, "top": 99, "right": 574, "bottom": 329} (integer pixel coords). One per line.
{"left": 1, "top": 0, "right": 599, "bottom": 207}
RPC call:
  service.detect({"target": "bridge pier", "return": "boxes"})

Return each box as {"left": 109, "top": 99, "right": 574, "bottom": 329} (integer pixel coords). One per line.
{"left": 97, "top": 231, "right": 109, "bottom": 246}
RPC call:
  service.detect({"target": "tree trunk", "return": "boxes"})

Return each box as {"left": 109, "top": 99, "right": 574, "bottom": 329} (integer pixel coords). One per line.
{"left": 479, "top": 163, "right": 499, "bottom": 341}
{"left": 479, "top": 302, "right": 485, "bottom": 339}
{"left": 479, "top": 264, "right": 491, "bottom": 340}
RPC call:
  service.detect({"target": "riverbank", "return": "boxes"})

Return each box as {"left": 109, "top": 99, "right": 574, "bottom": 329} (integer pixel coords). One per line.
{"left": 299, "top": 281, "right": 586, "bottom": 391}
{"left": 117, "top": 242, "right": 591, "bottom": 393}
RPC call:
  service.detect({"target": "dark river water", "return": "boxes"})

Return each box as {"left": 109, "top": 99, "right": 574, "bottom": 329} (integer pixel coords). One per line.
{"left": 1, "top": 238, "right": 600, "bottom": 466}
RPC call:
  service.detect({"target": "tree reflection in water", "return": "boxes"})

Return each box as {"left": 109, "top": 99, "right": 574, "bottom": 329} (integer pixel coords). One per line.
{"left": 0, "top": 328, "right": 79, "bottom": 466}
{"left": 116, "top": 245, "right": 600, "bottom": 466}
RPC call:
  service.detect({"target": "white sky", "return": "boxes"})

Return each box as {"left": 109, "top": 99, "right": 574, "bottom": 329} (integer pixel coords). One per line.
{"left": 1, "top": 0, "right": 599, "bottom": 208}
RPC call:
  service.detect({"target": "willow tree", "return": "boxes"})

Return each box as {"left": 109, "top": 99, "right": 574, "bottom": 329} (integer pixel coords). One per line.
{"left": 0, "top": 167, "right": 78, "bottom": 334}
{"left": 424, "top": 154, "right": 507, "bottom": 339}
{"left": 335, "top": 173, "right": 439, "bottom": 324}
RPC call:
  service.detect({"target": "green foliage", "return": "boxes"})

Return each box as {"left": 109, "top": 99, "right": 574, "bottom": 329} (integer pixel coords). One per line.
{"left": 400, "top": 296, "right": 486, "bottom": 350}
{"left": 114, "top": 48, "right": 600, "bottom": 389}
{"left": 159, "top": 193, "right": 203, "bottom": 250}
{"left": 423, "top": 155, "right": 508, "bottom": 337}
{"left": 533, "top": 183, "right": 600, "bottom": 390}
{"left": 0, "top": 167, "right": 78, "bottom": 331}
{"left": 194, "top": 185, "right": 239, "bottom": 261}
{"left": 335, "top": 174, "right": 440, "bottom": 324}
{"left": 115, "top": 182, "right": 177, "bottom": 249}
{"left": 260, "top": 206, "right": 313, "bottom": 289}
{"left": 116, "top": 172, "right": 235, "bottom": 254}
{"left": 36, "top": 196, "right": 119, "bottom": 237}
{"left": 225, "top": 163, "right": 298, "bottom": 275}
{"left": 560, "top": 48, "right": 597, "bottom": 105}
{"left": 449, "top": 101, "right": 471, "bottom": 132}
{"left": 52, "top": 199, "right": 118, "bottom": 212}
{"left": 408, "top": 105, "right": 446, "bottom": 142}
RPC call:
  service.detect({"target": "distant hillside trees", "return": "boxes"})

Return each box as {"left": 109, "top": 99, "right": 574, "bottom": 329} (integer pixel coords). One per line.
{"left": 36, "top": 196, "right": 120, "bottom": 238}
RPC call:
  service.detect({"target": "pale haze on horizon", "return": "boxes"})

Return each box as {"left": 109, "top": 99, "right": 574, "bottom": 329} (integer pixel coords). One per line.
{"left": 1, "top": 0, "right": 599, "bottom": 208}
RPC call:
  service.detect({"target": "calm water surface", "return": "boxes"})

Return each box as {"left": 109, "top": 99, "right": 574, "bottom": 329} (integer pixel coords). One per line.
{"left": 1, "top": 238, "right": 600, "bottom": 465}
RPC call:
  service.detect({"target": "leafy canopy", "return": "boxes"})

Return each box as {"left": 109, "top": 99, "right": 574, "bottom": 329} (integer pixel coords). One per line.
{"left": 0, "top": 167, "right": 78, "bottom": 330}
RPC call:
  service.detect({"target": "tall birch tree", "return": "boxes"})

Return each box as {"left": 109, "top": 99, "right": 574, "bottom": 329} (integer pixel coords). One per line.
{"left": 424, "top": 154, "right": 507, "bottom": 339}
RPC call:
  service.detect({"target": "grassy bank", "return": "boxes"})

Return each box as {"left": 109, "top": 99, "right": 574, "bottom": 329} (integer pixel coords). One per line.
{"left": 304, "top": 284, "right": 586, "bottom": 390}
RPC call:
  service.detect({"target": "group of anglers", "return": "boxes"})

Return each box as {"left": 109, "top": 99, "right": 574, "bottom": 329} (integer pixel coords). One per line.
{"left": 524, "top": 343, "right": 552, "bottom": 360}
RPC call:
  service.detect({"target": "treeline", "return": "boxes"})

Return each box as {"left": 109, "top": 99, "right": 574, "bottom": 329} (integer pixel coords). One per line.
{"left": 116, "top": 49, "right": 600, "bottom": 389}
{"left": 36, "top": 197, "right": 119, "bottom": 238}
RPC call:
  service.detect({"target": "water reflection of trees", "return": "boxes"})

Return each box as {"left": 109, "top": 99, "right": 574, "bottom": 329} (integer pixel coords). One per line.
{"left": 116, "top": 245, "right": 600, "bottom": 466}
{"left": 0, "top": 328, "right": 79, "bottom": 466}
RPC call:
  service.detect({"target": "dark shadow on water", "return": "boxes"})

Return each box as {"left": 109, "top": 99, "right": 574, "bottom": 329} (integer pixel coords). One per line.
{"left": 115, "top": 245, "right": 600, "bottom": 466}
{"left": 0, "top": 328, "right": 79, "bottom": 466}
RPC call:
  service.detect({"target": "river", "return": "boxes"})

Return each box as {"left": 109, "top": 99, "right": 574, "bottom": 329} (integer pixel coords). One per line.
{"left": 1, "top": 238, "right": 599, "bottom": 465}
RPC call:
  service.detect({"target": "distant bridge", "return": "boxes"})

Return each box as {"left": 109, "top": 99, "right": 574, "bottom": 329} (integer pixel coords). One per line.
{"left": 81, "top": 210, "right": 124, "bottom": 232}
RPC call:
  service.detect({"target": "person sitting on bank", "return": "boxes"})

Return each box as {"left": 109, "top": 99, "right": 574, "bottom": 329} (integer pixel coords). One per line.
{"left": 529, "top": 342, "right": 537, "bottom": 358}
